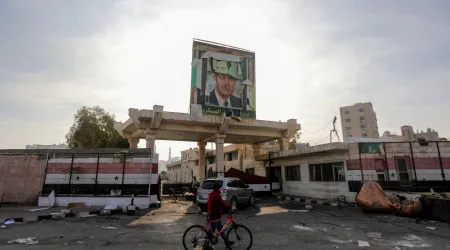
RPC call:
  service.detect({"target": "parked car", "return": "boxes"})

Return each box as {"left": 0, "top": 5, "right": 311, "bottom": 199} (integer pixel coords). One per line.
{"left": 196, "top": 177, "right": 255, "bottom": 212}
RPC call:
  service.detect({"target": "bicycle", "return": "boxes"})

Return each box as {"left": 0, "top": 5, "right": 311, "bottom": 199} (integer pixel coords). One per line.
{"left": 182, "top": 209, "right": 253, "bottom": 250}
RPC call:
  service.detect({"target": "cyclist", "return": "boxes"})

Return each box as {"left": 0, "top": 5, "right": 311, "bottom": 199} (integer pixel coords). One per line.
{"left": 207, "top": 182, "right": 235, "bottom": 249}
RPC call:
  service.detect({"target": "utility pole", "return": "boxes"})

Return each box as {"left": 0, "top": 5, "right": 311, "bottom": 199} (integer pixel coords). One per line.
{"left": 330, "top": 116, "right": 341, "bottom": 143}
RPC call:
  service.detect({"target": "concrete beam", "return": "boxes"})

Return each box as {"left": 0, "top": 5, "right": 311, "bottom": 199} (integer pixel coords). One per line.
{"left": 284, "top": 119, "right": 301, "bottom": 139}
{"left": 129, "top": 108, "right": 142, "bottom": 128}
{"left": 201, "top": 134, "right": 218, "bottom": 144}
{"left": 219, "top": 116, "right": 231, "bottom": 134}
{"left": 131, "top": 129, "right": 144, "bottom": 139}
{"left": 150, "top": 105, "right": 164, "bottom": 129}
{"left": 114, "top": 122, "right": 124, "bottom": 137}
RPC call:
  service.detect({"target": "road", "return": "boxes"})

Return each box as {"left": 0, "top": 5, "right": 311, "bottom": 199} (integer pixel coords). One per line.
{"left": 1, "top": 198, "right": 449, "bottom": 249}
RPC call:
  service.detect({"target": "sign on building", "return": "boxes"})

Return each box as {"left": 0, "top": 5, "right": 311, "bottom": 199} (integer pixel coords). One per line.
{"left": 190, "top": 39, "right": 256, "bottom": 119}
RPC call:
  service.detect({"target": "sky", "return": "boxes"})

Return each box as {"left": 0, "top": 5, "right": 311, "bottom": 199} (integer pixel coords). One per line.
{"left": 1, "top": 0, "right": 449, "bottom": 160}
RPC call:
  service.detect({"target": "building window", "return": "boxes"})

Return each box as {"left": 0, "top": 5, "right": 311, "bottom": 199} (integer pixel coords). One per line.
{"left": 345, "top": 118, "right": 351, "bottom": 122}
{"left": 285, "top": 165, "right": 301, "bottom": 181}
{"left": 195, "top": 160, "right": 199, "bottom": 166}
{"left": 246, "top": 168, "right": 255, "bottom": 175}
{"left": 360, "top": 116, "right": 365, "bottom": 120}
{"left": 362, "top": 133, "right": 367, "bottom": 137}
{"left": 344, "top": 110, "right": 350, "bottom": 114}
{"left": 346, "top": 126, "right": 351, "bottom": 130}
{"left": 227, "top": 151, "right": 238, "bottom": 161}
{"left": 309, "top": 162, "right": 345, "bottom": 182}
{"left": 359, "top": 108, "right": 364, "bottom": 112}
{"left": 348, "top": 134, "right": 352, "bottom": 137}
{"left": 361, "top": 125, "right": 366, "bottom": 129}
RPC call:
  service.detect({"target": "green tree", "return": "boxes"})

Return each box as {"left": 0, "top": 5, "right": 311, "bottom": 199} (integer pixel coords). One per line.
{"left": 66, "top": 106, "right": 130, "bottom": 148}
{"left": 288, "top": 131, "right": 302, "bottom": 150}
{"left": 160, "top": 171, "right": 168, "bottom": 180}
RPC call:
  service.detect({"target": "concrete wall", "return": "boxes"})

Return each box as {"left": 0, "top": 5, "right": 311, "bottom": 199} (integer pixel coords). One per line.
{"left": 0, "top": 155, "right": 47, "bottom": 204}
{"left": 271, "top": 150, "right": 355, "bottom": 201}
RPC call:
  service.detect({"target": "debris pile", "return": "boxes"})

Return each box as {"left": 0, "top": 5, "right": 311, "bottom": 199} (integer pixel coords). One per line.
{"left": 356, "top": 181, "right": 450, "bottom": 224}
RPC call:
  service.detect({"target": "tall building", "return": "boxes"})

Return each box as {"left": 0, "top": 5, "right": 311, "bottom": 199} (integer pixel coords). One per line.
{"left": 340, "top": 102, "right": 379, "bottom": 140}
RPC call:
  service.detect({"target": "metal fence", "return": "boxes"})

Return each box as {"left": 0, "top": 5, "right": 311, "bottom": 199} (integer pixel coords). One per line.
{"left": 347, "top": 141, "right": 450, "bottom": 192}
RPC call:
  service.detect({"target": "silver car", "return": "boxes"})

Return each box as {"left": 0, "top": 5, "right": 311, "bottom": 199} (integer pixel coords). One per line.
{"left": 196, "top": 177, "right": 255, "bottom": 212}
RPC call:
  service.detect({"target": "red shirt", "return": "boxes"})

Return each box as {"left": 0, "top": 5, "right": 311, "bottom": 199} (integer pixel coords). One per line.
{"left": 207, "top": 190, "right": 231, "bottom": 220}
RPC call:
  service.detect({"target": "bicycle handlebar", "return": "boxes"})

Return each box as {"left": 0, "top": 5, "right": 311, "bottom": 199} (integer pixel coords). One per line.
{"left": 229, "top": 208, "right": 238, "bottom": 216}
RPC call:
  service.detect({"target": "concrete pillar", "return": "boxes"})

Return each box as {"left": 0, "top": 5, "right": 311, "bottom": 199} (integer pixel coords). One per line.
{"left": 198, "top": 142, "right": 207, "bottom": 181}
{"left": 215, "top": 134, "right": 226, "bottom": 177}
{"left": 145, "top": 129, "right": 157, "bottom": 154}
{"left": 128, "top": 138, "right": 139, "bottom": 149}
{"left": 279, "top": 137, "right": 290, "bottom": 151}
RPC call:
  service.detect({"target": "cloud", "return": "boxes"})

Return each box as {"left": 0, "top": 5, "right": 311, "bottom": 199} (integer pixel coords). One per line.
{"left": 0, "top": 0, "right": 449, "bottom": 157}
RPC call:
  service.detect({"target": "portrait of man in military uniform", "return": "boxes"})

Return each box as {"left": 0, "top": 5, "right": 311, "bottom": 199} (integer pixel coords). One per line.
{"left": 190, "top": 39, "right": 256, "bottom": 119}
{"left": 208, "top": 59, "right": 242, "bottom": 108}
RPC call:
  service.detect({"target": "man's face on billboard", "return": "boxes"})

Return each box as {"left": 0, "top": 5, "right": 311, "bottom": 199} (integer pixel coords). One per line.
{"left": 213, "top": 73, "right": 236, "bottom": 98}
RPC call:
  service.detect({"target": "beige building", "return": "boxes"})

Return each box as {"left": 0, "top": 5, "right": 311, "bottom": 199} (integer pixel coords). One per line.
{"left": 340, "top": 102, "right": 379, "bottom": 140}
{"left": 167, "top": 143, "right": 279, "bottom": 183}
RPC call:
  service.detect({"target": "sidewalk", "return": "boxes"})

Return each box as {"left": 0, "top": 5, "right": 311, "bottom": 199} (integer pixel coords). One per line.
{"left": 0, "top": 205, "right": 103, "bottom": 224}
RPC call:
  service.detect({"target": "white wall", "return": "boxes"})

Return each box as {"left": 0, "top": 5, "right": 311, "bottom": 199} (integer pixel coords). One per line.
{"left": 273, "top": 152, "right": 356, "bottom": 201}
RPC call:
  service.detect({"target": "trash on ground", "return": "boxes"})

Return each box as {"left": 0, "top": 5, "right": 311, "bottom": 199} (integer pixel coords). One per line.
{"left": 426, "top": 227, "right": 436, "bottom": 230}
{"left": 305, "top": 205, "right": 313, "bottom": 210}
{"left": 292, "top": 225, "right": 314, "bottom": 231}
{"left": 8, "top": 237, "right": 38, "bottom": 245}
{"left": 4, "top": 219, "right": 15, "bottom": 225}
{"left": 114, "top": 231, "right": 127, "bottom": 237}
{"left": 1, "top": 225, "right": 6, "bottom": 228}
{"left": 79, "top": 214, "right": 97, "bottom": 218}
{"left": 67, "top": 202, "right": 85, "bottom": 209}
{"left": 76, "top": 241, "right": 84, "bottom": 244}
{"left": 105, "top": 205, "right": 118, "bottom": 210}
{"left": 102, "top": 226, "right": 118, "bottom": 229}
{"left": 29, "top": 207, "right": 51, "bottom": 212}
{"left": 366, "top": 232, "right": 382, "bottom": 239}
{"left": 51, "top": 212, "right": 66, "bottom": 220}
{"left": 357, "top": 240, "right": 370, "bottom": 247}
{"left": 289, "top": 209, "right": 309, "bottom": 212}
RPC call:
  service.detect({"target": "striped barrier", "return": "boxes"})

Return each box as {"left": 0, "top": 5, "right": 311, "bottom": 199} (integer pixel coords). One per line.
{"left": 42, "top": 152, "right": 159, "bottom": 204}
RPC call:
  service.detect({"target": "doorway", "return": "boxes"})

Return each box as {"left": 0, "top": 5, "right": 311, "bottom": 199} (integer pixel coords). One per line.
{"left": 266, "top": 166, "right": 282, "bottom": 192}
{"left": 395, "top": 158, "right": 410, "bottom": 182}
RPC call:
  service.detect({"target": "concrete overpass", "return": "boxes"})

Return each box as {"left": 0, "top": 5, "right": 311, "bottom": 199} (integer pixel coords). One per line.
{"left": 115, "top": 105, "right": 301, "bottom": 180}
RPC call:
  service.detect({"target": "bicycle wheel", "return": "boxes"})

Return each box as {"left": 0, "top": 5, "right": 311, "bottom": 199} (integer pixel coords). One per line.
{"left": 225, "top": 224, "right": 253, "bottom": 250}
{"left": 182, "top": 225, "right": 210, "bottom": 250}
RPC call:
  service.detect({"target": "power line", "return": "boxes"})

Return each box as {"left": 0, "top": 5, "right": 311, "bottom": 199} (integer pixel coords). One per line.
{"left": 301, "top": 118, "right": 335, "bottom": 134}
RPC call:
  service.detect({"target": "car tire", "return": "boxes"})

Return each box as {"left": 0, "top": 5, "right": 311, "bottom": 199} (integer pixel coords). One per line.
{"left": 230, "top": 197, "right": 238, "bottom": 210}
{"left": 247, "top": 194, "right": 256, "bottom": 207}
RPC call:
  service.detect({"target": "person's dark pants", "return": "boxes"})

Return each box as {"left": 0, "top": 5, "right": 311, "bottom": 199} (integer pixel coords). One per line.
{"left": 207, "top": 220, "right": 227, "bottom": 243}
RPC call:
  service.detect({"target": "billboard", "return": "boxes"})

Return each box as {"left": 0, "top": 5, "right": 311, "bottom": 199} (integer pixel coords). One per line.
{"left": 190, "top": 39, "right": 256, "bottom": 119}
